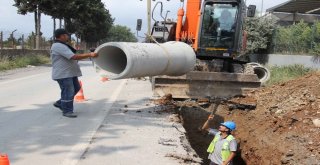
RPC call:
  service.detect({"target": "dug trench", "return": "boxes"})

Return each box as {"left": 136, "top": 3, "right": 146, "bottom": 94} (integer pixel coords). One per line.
{"left": 170, "top": 72, "right": 320, "bottom": 165}
{"left": 176, "top": 102, "right": 246, "bottom": 165}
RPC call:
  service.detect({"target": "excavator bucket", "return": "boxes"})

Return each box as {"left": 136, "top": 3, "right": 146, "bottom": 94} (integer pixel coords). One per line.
{"left": 152, "top": 71, "right": 261, "bottom": 99}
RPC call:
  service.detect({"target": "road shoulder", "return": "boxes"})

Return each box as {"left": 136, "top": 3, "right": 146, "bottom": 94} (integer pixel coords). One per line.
{"left": 77, "top": 79, "right": 201, "bottom": 165}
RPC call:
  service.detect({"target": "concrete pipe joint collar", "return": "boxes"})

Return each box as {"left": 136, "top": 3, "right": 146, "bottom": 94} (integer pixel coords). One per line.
{"left": 93, "top": 42, "right": 196, "bottom": 80}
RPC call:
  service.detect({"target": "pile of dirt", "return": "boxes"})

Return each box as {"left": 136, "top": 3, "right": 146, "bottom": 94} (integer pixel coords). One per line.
{"left": 229, "top": 72, "right": 320, "bottom": 164}
{"left": 176, "top": 72, "right": 320, "bottom": 164}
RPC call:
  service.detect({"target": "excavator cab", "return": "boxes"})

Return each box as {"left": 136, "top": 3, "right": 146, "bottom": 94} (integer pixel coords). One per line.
{"left": 198, "top": 1, "right": 244, "bottom": 60}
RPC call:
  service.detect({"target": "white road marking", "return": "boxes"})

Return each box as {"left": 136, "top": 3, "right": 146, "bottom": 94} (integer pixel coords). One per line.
{"left": 0, "top": 72, "right": 49, "bottom": 85}
{"left": 61, "top": 79, "right": 127, "bottom": 165}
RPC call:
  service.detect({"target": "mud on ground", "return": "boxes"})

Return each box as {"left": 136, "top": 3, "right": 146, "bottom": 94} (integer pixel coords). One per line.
{"left": 171, "top": 72, "right": 320, "bottom": 165}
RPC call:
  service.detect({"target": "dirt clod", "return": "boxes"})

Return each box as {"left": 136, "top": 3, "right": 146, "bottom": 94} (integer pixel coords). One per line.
{"left": 154, "top": 94, "right": 174, "bottom": 105}
{"left": 158, "top": 138, "right": 177, "bottom": 146}
{"left": 312, "top": 118, "right": 320, "bottom": 127}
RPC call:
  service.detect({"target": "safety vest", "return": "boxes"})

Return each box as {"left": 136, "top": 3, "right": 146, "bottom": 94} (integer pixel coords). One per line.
{"left": 207, "top": 133, "right": 235, "bottom": 161}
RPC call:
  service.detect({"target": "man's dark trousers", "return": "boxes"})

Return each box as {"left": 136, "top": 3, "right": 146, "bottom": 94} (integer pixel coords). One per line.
{"left": 55, "top": 77, "right": 81, "bottom": 114}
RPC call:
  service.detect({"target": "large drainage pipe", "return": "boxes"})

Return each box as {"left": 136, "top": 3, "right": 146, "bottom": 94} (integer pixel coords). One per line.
{"left": 93, "top": 41, "right": 196, "bottom": 79}
{"left": 246, "top": 62, "right": 271, "bottom": 84}
{"left": 253, "top": 66, "right": 270, "bottom": 85}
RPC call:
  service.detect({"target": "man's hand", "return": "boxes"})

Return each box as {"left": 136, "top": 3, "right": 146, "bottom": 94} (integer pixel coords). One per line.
{"left": 201, "top": 114, "right": 214, "bottom": 131}
{"left": 208, "top": 114, "right": 214, "bottom": 121}
{"left": 222, "top": 151, "right": 236, "bottom": 165}
{"left": 71, "top": 52, "right": 98, "bottom": 60}
{"left": 90, "top": 52, "right": 98, "bottom": 58}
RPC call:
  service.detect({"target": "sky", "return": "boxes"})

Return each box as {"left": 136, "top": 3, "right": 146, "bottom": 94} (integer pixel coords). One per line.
{"left": 0, "top": 0, "right": 288, "bottom": 40}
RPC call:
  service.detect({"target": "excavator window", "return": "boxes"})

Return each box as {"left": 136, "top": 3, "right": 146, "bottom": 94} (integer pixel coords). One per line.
{"left": 200, "top": 3, "right": 238, "bottom": 50}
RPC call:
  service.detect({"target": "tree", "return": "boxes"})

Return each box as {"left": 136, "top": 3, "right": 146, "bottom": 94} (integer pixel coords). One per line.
{"left": 245, "top": 16, "right": 276, "bottom": 53}
{"left": 67, "top": 0, "right": 113, "bottom": 46}
{"left": 14, "top": 0, "right": 113, "bottom": 48}
{"left": 38, "top": 0, "right": 63, "bottom": 35}
{"left": 311, "top": 21, "right": 320, "bottom": 57}
{"left": 273, "top": 21, "right": 314, "bottom": 54}
{"left": 41, "top": 0, "right": 113, "bottom": 46}
{"left": 13, "top": 0, "right": 42, "bottom": 49}
{"left": 40, "top": 0, "right": 77, "bottom": 33}
{"left": 102, "top": 25, "right": 137, "bottom": 42}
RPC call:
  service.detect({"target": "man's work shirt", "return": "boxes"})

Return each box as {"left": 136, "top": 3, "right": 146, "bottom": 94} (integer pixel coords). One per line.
{"left": 50, "top": 42, "right": 82, "bottom": 80}
{"left": 208, "top": 129, "right": 237, "bottom": 165}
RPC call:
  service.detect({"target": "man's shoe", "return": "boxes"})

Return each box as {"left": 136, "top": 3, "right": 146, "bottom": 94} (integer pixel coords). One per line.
{"left": 63, "top": 112, "right": 77, "bottom": 118}
{"left": 53, "top": 102, "right": 63, "bottom": 112}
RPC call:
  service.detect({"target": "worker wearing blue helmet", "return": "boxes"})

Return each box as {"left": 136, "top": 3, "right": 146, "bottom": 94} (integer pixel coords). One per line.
{"left": 202, "top": 115, "right": 237, "bottom": 165}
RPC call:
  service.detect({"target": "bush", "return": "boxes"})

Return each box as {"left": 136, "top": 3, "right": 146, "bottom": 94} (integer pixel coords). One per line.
{"left": 245, "top": 16, "right": 276, "bottom": 53}
{"left": 101, "top": 25, "right": 137, "bottom": 42}
{"left": 266, "top": 64, "right": 313, "bottom": 85}
{"left": 273, "top": 21, "right": 320, "bottom": 55}
{"left": 0, "top": 55, "right": 50, "bottom": 71}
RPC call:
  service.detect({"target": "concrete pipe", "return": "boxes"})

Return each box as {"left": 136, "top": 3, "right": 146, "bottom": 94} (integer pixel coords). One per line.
{"left": 247, "top": 62, "right": 262, "bottom": 67}
{"left": 93, "top": 41, "right": 196, "bottom": 79}
{"left": 253, "top": 66, "right": 270, "bottom": 84}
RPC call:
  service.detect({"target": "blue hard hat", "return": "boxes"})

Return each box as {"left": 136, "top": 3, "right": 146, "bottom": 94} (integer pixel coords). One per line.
{"left": 221, "top": 121, "right": 236, "bottom": 131}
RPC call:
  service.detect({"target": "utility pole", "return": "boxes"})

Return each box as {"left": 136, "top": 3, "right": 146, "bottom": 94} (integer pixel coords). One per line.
{"left": 22, "top": 34, "right": 25, "bottom": 49}
{"left": 0, "top": 31, "right": 3, "bottom": 49}
{"left": 140, "top": 0, "right": 152, "bottom": 42}
{"left": 261, "top": 0, "right": 264, "bottom": 16}
{"left": 147, "top": 0, "right": 151, "bottom": 36}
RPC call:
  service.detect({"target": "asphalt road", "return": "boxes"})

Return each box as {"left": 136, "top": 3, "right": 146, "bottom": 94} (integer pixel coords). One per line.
{"left": 0, "top": 61, "right": 195, "bottom": 165}
{"left": 0, "top": 61, "right": 126, "bottom": 165}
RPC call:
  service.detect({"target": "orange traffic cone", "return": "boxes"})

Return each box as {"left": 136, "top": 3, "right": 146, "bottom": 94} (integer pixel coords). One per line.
{"left": 0, "top": 154, "right": 10, "bottom": 165}
{"left": 74, "top": 81, "right": 86, "bottom": 102}
{"left": 101, "top": 77, "right": 109, "bottom": 82}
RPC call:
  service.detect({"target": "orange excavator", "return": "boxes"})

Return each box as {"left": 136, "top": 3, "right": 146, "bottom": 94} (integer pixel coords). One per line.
{"left": 148, "top": 0, "right": 262, "bottom": 99}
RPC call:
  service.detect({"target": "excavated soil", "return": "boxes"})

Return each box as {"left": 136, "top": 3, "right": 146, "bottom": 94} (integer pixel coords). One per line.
{"left": 176, "top": 72, "right": 320, "bottom": 164}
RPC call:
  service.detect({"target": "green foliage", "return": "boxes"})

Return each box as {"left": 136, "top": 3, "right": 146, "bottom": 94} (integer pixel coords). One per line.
{"left": 13, "top": 0, "right": 38, "bottom": 15}
{"left": 274, "top": 21, "right": 313, "bottom": 54}
{"left": 102, "top": 25, "right": 137, "bottom": 42}
{"left": 266, "top": 64, "right": 313, "bottom": 85}
{"left": 13, "top": 0, "right": 114, "bottom": 44}
{"left": 312, "top": 43, "right": 320, "bottom": 55}
{"left": 0, "top": 55, "right": 50, "bottom": 71}
{"left": 245, "top": 16, "right": 276, "bottom": 53}
{"left": 62, "top": 0, "right": 114, "bottom": 43}
{"left": 311, "top": 21, "right": 320, "bottom": 57}
{"left": 273, "top": 21, "right": 320, "bottom": 56}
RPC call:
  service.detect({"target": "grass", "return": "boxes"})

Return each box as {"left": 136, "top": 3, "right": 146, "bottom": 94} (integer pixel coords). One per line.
{"left": 0, "top": 55, "right": 50, "bottom": 71}
{"left": 266, "top": 64, "right": 314, "bottom": 86}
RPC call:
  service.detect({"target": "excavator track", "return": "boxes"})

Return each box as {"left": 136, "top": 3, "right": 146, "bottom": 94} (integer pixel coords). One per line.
{"left": 152, "top": 71, "right": 261, "bottom": 99}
